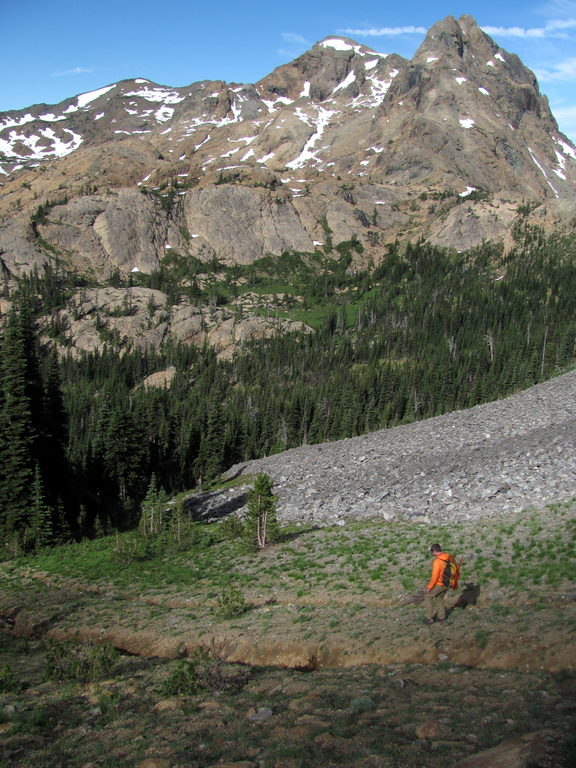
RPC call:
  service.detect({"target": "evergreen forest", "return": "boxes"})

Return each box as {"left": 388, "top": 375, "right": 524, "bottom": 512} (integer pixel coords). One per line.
{"left": 1, "top": 221, "right": 575, "bottom": 553}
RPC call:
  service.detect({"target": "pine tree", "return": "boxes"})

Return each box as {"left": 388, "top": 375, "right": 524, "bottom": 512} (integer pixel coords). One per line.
{"left": 0, "top": 298, "right": 38, "bottom": 540}
{"left": 28, "top": 464, "right": 53, "bottom": 551}
{"left": 39, "top": 346, "right": 71, "bottom": 522}
{"left": 139, "top": 474, "right": 168, "bottom": 538}
{"left": 194, "top": 392, "right": 226, "bottom": 486}
{"left": 245, "top": 473, "right": 279, "bottom": 550}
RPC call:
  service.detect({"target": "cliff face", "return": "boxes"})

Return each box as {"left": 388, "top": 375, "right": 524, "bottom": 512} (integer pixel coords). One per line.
{"left": 1, "top": 16, "right": 576, "bottom": 351}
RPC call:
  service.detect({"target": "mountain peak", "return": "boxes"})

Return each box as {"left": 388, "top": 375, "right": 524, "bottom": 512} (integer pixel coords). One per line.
{"left": 314, "top": 36, "right": 380, "bottom": 55}
{"left": 413, "top": 14, "right": 495, "bottom": 63}
{"left": 1, "top": 15, "right": 576, "bottom": 284}
{"left": 256, "top": 34, "right": 392, "bottom": 102}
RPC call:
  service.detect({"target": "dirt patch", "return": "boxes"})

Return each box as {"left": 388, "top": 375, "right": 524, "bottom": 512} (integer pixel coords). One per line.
{"left": 1, "top": 633, "right": 574, "bottom": 768}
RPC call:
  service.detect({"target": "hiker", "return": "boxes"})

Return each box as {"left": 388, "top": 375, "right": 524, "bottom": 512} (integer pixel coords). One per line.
{"left": 423, "top": 543, "right": 458, "bottom": 624}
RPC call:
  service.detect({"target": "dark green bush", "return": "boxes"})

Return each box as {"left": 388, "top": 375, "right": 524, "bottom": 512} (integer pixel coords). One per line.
{"left": 44, "top": 640, "right": 119, "bottom": 682}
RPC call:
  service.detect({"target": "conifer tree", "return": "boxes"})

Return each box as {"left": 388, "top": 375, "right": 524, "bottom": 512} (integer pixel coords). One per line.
{"left": 194, "top": 391, "right": 226, "bottom": 486}
{"left": 245, "top": 473, "right": 279, "bottom": 549}
{"left": 39, "top": 346, "right": 71, "bottom": 518}
{"left": 28, "top": 464, "right": 53, "bottom": 551}
{"left": 139, "top": 473, "right": 168, "bottom": 538}
{"left": 0, "top": 298, "right": 38, "bottom": 540}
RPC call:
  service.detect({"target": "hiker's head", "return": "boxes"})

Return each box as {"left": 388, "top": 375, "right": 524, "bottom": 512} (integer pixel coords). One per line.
{"left": 429, "top": 543, "right": 442, "bottom": 555}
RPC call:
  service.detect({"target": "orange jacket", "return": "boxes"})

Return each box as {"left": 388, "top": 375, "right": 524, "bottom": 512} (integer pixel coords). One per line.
{"left": 428, "top": 552, "right": 456, "bottom": 591}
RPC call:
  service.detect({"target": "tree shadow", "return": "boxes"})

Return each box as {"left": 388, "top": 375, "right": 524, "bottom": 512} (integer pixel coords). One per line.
{"left": 278, "top": 525, "right": 322, "bottom": 544}
{"left": 186, "top": 489, "right": 248, "bottom": 522}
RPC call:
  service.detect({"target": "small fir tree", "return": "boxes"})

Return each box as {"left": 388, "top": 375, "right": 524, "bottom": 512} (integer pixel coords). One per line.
{"left": 28, "top": 464, "right": 53, "bottom": 551}
{"left": 139, "top": 474, "right": 168, "bottom": 538}
{"left": 245, "top": 473, "right": 279, "bottom": 550}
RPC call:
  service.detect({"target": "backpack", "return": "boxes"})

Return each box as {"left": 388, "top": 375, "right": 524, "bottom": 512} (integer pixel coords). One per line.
{"left": 442, "top": 556, "right": 462, "bottom": 589}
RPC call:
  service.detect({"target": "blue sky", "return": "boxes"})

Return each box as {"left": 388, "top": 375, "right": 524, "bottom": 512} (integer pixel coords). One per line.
{"left": 3, "top": 0, "right": 576, "bottom": 142}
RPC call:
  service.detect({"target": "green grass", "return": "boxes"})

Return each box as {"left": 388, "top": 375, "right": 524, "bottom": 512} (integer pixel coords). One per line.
{"left": 4, "top": 501, "right": 575, "bottom": 616}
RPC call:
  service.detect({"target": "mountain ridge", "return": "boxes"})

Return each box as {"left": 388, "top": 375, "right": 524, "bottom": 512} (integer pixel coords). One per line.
{"left": 1, "top": 15, "right": 576, "bottom": 289}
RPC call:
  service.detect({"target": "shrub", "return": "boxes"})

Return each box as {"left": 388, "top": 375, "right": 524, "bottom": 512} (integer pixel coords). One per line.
{"left": 0, "top": 663, "right": 22, "bottom": 693}
{"left": 220, "top": 514, "right": 244, "bottom": 539}
{"left": 95, "top": 688, "right": 122, "bottom": 726}
{"left": 191, "top": 643, "right": 228, "bottom": 692}
{"left": 160, "top": 659, "right": 200, "bottom": 696}
{"left": 44, "top": 640, "right": 119, "bottom": 682}
{"left": 8, "top": 707, "right": 55, "bottom": 735}
{"left": 216, "top": 584, "right": 249, "bottom": 619}
{"left": 349, "top": 695, "right": 376, "bottom": 715}
{"left": 160, "top": 644, "right": 228, "bottom": 696}
{"left": 112, "top": 531, "right": 155, "bottom": 564}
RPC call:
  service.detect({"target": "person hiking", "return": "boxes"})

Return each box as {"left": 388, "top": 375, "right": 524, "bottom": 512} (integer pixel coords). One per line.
{"left": 423, "top": 543, "right": 457, "bottom": 624}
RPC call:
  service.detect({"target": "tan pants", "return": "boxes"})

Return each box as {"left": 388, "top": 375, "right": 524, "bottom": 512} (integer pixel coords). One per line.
{"left": 424, "top": 585, "right": 449, "bottom": 620}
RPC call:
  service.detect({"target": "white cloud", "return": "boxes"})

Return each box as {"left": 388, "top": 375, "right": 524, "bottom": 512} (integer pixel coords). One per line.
{"left": 482, "top": 18, "right": 576, "bottom": 38}
{"left": 535, "top": 56, "right": 576, "bottom": 80}
{"left": 281, "top": 32, "right": 310, "bottom": 45}
{"left": 536, "top": 0, "right": 576, "bottom": 17}
{"left": 52, "top": 66, "right": 93, "bottom": 77}
{"left": 339, "top": 25, "right": 426, "bottom": 37}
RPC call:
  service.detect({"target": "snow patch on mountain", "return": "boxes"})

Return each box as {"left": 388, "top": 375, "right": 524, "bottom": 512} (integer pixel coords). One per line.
{"left": 62, "top": 85, "right": 117, "bottom": 114}
{"left": 333, "top": 70, "right": 356, "bottom": 94}
{"left": 262, "top": 96, "right": 294, "bottom": 113}
{"left": 286, "top": 107, "right": 336, "bottom": 169}
{"left": 555, "top": 137, "right": 576, "bottom": 161}
{"left": 554, "top": 151, "right": 567, "bottom": 179}
{"left": 125, "top": 87, "right": 185, "bottom": 104}
{"left": 354, "top": 68, "right": 399, "bottom": 108}
{"left": 155, "top": 105, "right": 174, "bottom": 123}
{"left": 0, "top": 126, "right": 82, "bottom": 161}
{"left": 321, "top": 39, "right": 360, "bottom": 54}
{"left": 529, "top": 147, "right": 560, "bottom": 197}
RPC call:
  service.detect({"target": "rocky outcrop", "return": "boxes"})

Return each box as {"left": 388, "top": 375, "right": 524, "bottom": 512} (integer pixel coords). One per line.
{"left": 201, "top": 369, "right": 576, "bottom": 525}
{"left": 181, "top": 186, "right": 315, "bottom": 265}
{"left": 37, "top": 190, "right": 171, "bottom": 277}
{"left": 45, "top": 286, "right": 312, "bottom": 357}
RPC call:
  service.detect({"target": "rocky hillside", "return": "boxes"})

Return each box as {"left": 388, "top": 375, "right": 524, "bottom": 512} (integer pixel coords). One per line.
{"left": 1, "top": 368, "right": 575, "bottom": 765}
{"left": 194, "top": 368, "right": 576, "bottom": 526}
{"left": 1, "top": 366, "right": 575, "bottom": 767}
{"left": 1, "top": 14, "right": 576, "bottom": 294}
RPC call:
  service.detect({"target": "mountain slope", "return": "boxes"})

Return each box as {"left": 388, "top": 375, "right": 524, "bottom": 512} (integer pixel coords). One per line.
{"left": 1, "top": 367, "right": 575, "bottom": 767}
{"left": 1, "top": 15, "right": 576, "bottom": 287}
{"left": 206, "top": 367, "right": 576, "bottom": 526}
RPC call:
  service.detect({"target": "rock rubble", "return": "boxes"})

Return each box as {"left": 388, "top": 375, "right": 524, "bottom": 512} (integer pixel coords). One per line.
{"left": 200, "top": 370, "right": 576, "bottom": 525}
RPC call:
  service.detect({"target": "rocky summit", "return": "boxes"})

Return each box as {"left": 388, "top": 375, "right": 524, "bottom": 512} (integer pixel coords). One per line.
{"left": 1, "top": 14, "right": 576, "bottom": 291}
